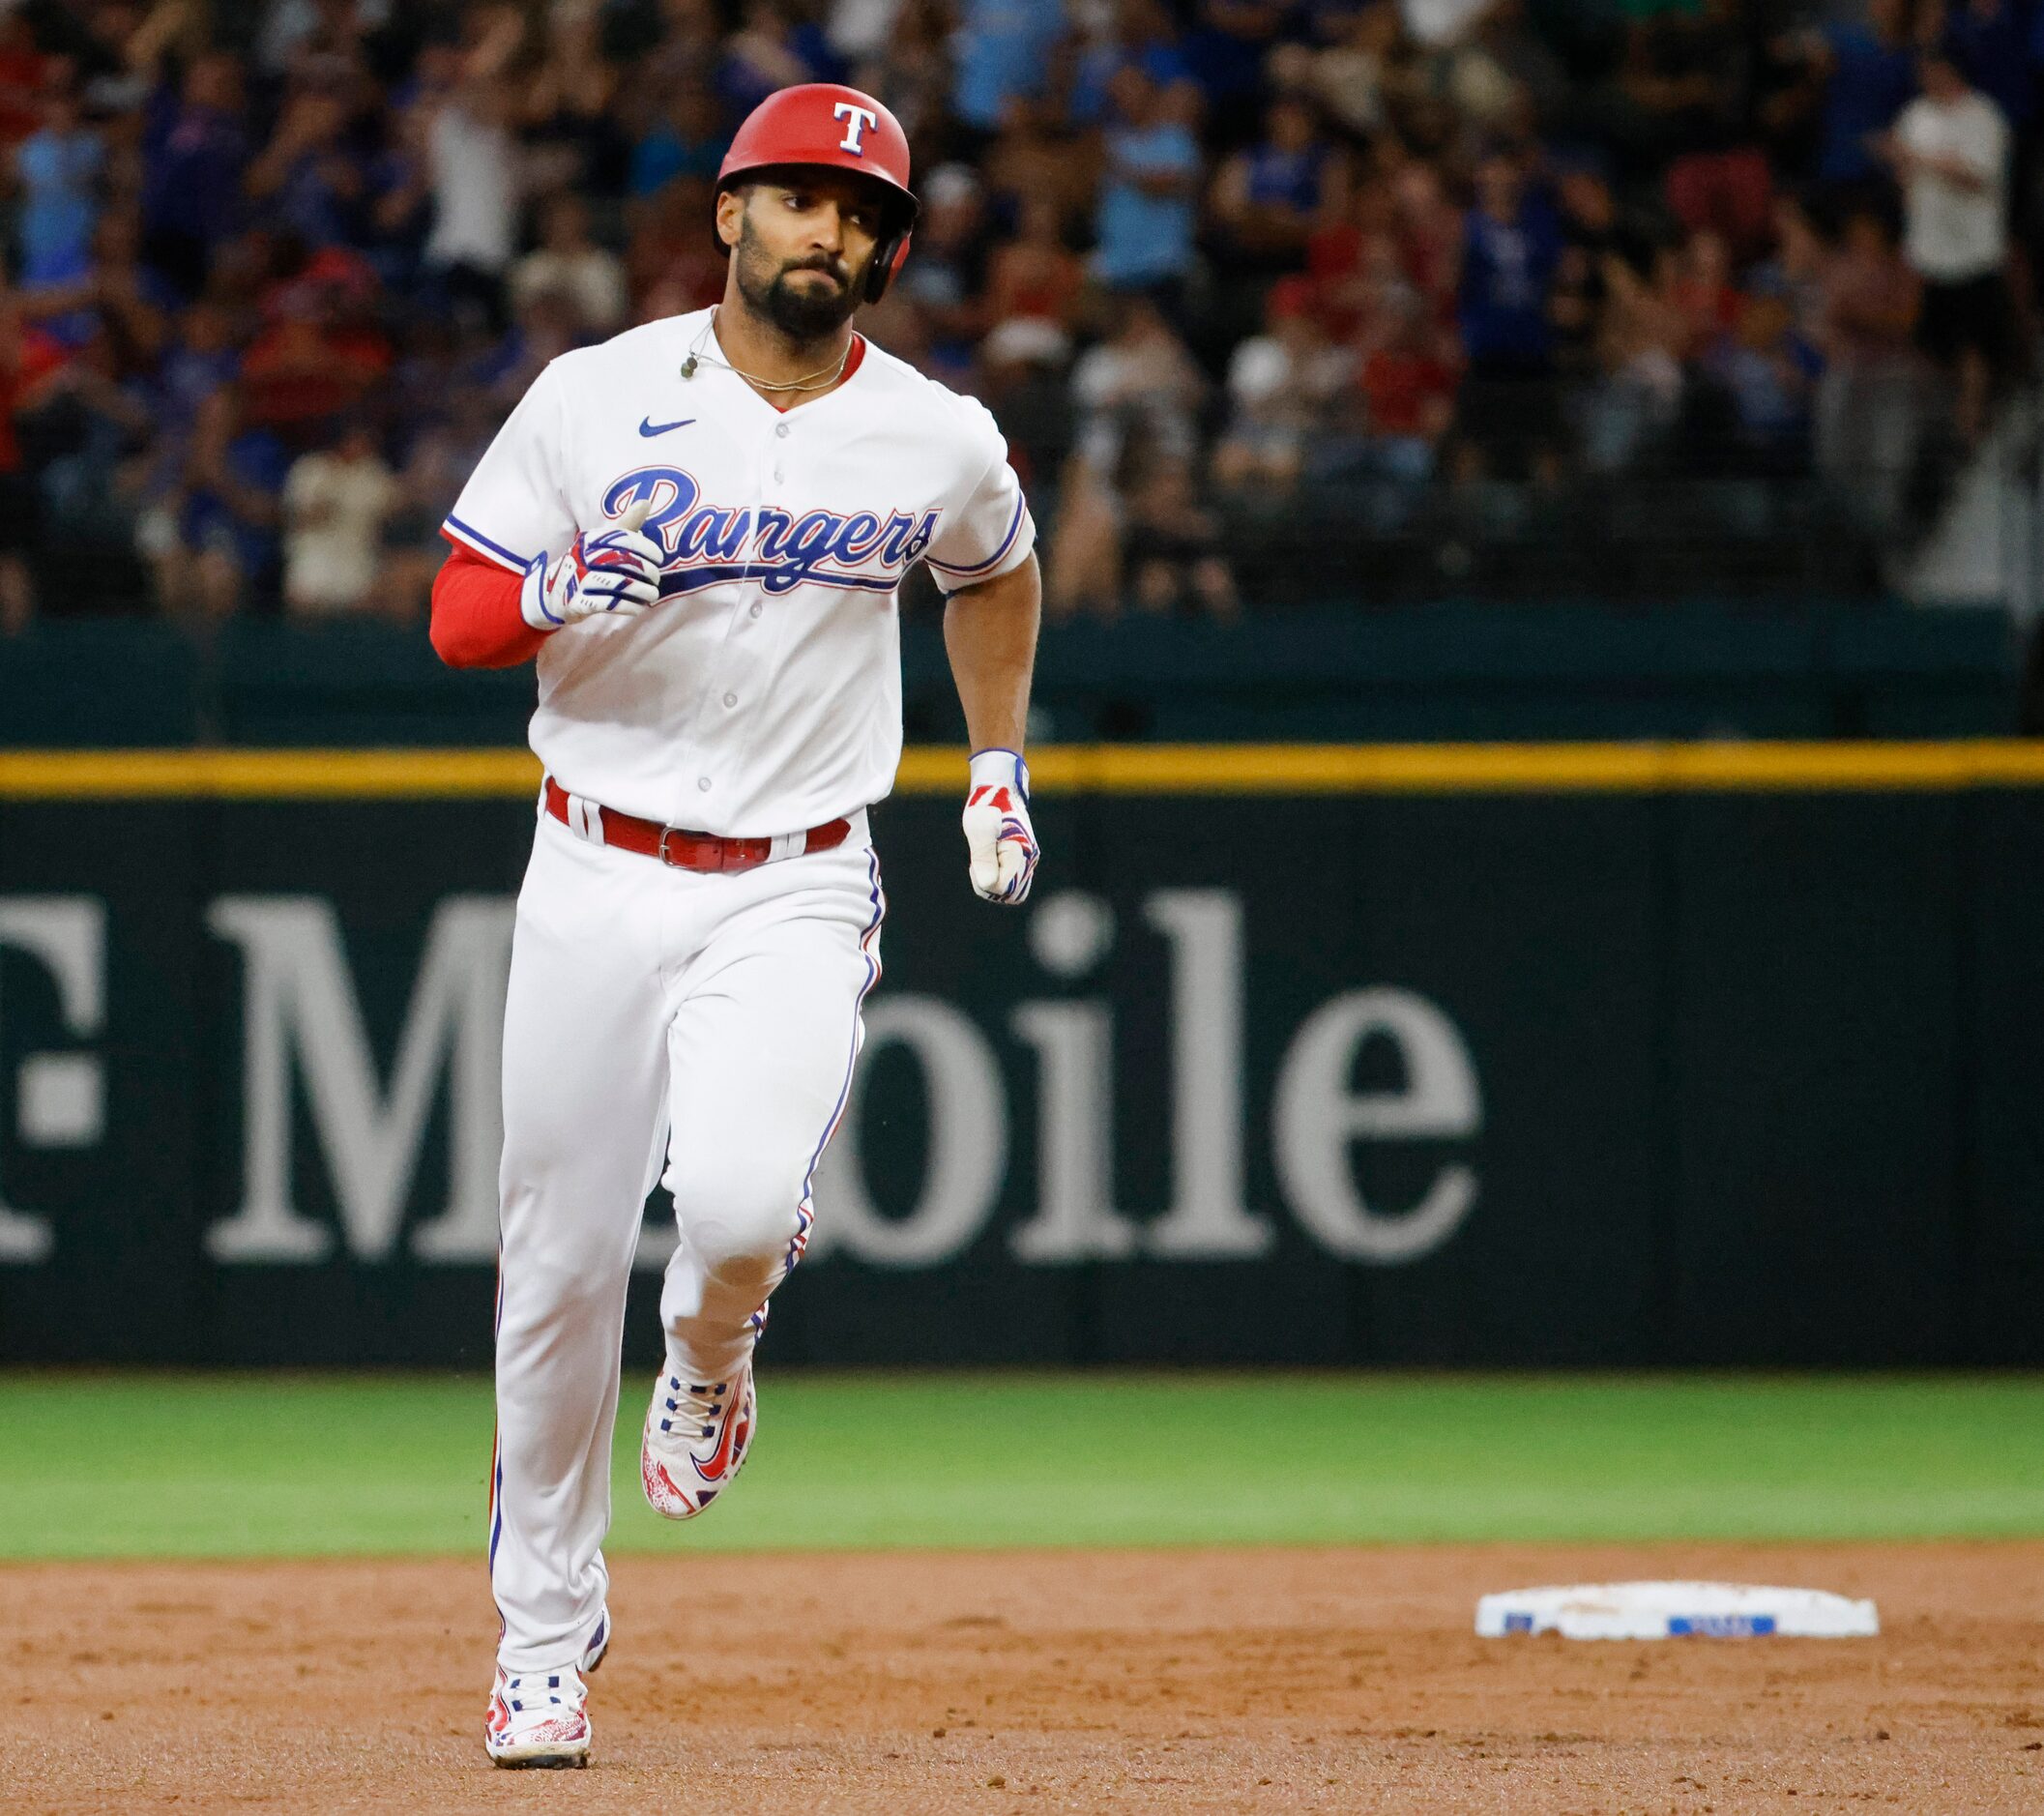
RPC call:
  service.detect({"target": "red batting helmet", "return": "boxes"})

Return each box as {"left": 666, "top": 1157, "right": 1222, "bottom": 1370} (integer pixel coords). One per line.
{"left": 716, "top": 84, "right": 919, "bottom": 303}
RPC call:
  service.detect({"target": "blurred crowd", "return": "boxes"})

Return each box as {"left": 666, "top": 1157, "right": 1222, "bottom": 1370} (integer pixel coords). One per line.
{"left": 1, "top": 0, "right": 2040, "bottom": 634}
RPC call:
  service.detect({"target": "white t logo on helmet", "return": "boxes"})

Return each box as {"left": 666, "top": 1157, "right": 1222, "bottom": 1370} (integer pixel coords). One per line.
{"left": 833, "top": 102, "right": 878, "bottom": 155}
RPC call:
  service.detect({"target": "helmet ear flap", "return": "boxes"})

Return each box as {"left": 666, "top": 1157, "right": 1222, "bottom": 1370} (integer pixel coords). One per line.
{"left": 864, "top": 226, "right": 912, "bottom": 304}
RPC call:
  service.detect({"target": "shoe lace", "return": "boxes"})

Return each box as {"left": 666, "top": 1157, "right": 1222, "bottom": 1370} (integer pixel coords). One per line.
{"left": 500, "top": 1669, "right": 582, "bottom": 1715}
{"left": 656, "top": 1373, "right": 731, "bottom": 1447}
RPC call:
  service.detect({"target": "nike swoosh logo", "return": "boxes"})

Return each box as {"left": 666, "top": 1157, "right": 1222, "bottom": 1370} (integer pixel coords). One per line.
{"left": 695, "top": 1382, "right": 748, "bottom": 1483}
{"left": 695, "top": 1411, "right": 736, "bottom": 1483}
{"left": 639, "top": 417, "right": 694, "bottom": 437}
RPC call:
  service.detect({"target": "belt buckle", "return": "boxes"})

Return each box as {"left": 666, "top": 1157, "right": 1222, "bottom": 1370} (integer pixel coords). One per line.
{"left": 657, "top": 825, "right": 690, "bottom": 869}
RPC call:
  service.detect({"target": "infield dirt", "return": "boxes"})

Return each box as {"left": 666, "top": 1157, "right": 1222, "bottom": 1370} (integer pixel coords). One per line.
{"left": 13, "top": 1542, "right": 2044, "bottom": 1813}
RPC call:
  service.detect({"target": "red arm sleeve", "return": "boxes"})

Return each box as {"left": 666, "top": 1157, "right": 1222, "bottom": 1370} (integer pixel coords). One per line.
{"left": 429, "top": 540, "right": 549, "bottom": 669}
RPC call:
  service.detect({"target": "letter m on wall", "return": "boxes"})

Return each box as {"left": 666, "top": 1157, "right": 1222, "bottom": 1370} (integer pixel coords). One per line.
{"left": 204, "top": 896, "right": 514, "bottom": 1264}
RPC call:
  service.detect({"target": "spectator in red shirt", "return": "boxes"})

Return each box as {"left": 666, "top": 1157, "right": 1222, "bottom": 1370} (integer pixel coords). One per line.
{"left": 1664, "top": 227, "right": 1741, "bottom": 358}
{"left": 240, "top": 251, "right": 392, "bottom": 435}
{"left": 985, "top": 196, "right": 1084, "bottom": 334}
{"left": 1306, "top": 171, "right": 1402, "bottom": 341}
{"left": 0, "top": 13, "right": 48, "bottom": 150}
{"left": 1358, "top": 291, "right": 1457, "bottom": 481}
{"left": 1390, "top": 158, "right": 1464, "bottom": 326}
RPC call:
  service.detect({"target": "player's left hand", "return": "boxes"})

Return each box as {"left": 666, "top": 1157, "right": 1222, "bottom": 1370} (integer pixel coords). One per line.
{"left": 961, "top": 747, "right": 1038, "bottom": 905}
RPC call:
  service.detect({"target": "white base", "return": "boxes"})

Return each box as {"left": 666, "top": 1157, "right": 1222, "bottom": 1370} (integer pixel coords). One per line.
{"left": 1476, "top": 1580, "right": 1879, "bottom": 1641}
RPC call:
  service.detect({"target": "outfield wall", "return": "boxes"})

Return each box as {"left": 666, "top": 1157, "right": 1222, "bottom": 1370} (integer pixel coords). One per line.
{"left": 2, "top": 744, "right": 2041, "bottom": 1367}
{"left": 0, "top": 606, "right": 2023, "bottom": 748}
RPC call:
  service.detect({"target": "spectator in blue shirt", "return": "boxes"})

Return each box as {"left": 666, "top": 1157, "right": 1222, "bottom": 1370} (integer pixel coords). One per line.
{"left": 1946, "top": 0, "right": 2032, "bottom": 130}
{"left": 716, "top": 2, "right": 846, "bottom": 123}
{"left": 1070, "top": 0, "right": 1193, "bottom": 129}
{"left": 630, "top": 85, "right": 727, "bottom": 198}
{"left": 15, "top": 85, "right": 103, "bottom": 288}
{"left": 953, "top": 0, "right": 1065, "bottom": 133}
{"left": 1209, "top": 96, "right": 1333, "bottom": 273}
{"left": 244, "top": 86, "right": 370, "bottom": 251}
{"left": 1703, "top": 291, "right": 1822, "bottom": 474}
{"left": 1807, "top": 0, "right": 1918, "bottom": 186}
{"left": 170, "top": 383, "right": 290, "bottom": 621}
{"left": 1092, "top": 66, "right": 1203, "bottom": 300}
{"left": 1181, "top": 0, "right": 1290, "bottom": 148}
{"left": 1459, "top": 153, "right": 1562, "bottom": 373}
{"left": 1455, "top": 151, "right": 1564, "bottom": 476}
{"left": 150, "top": 300, "right": 241, "bottom": 476}
{"left": 140, "top": 52, "right": 250, "bottom": 302}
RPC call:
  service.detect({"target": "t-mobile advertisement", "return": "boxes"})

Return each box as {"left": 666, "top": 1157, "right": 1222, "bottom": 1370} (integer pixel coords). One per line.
{"left": 0, "top": 782, "right": 2038, "bottom": 1366}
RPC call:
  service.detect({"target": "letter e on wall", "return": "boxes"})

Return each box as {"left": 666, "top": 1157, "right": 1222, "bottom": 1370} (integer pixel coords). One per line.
{"left": 1272, "top": 987, "right": 1481, "bottom": 1263}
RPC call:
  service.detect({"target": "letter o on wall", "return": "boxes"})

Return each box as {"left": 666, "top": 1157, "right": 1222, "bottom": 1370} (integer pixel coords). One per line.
{"left": 810, "top": 996, "right": 1008, "bottom": 1267}
{"left": 1273, "top": 987, "right": 1482, "bottom": 1264}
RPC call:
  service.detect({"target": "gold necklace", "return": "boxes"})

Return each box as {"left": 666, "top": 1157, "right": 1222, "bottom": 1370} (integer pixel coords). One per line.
{"left": 680, "top": 308, "right": 855, "bottom": 392}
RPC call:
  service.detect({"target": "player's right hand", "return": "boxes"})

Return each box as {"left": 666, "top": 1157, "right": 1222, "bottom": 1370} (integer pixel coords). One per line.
{"left": 520, "top": 499, "right": 668, "bottom": 629}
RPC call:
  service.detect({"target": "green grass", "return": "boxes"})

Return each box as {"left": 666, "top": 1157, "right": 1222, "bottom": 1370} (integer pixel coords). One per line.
{"left": 3, "top": 1373, "right": 2042, "bottom": 1560}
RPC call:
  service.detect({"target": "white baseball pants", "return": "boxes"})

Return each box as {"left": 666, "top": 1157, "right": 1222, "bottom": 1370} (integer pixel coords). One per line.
{"left": 489, "top": 807, "right": 883, "bottom": 1673}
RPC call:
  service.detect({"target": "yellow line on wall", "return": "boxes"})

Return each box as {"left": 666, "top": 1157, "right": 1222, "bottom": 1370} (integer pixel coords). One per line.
{"left": 0, "top": 748, "right": 543, "bottom": 798}
{"left": 2, "top": 742, "right": 2044, "bottom": 799}
{"left": 992, "top": 741, "right": 2044, "bottom": 793}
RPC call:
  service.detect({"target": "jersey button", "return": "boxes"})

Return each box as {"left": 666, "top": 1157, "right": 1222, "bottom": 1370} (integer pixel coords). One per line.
{"left": 696, "top": 776, "right": 712, "bottom": 792}
{"left": 774, "top": 423, "right": 790, "bottom": 438}
{"left": 722, "top": 692, "right": 738, "bottom": 708}
{"left": 747, "top": 601, "right": 763, "bottom": 619}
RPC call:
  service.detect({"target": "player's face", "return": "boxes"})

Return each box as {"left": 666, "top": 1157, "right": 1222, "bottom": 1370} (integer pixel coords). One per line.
{"left": 724, "top": 174, "right": 887, "bottom": 342}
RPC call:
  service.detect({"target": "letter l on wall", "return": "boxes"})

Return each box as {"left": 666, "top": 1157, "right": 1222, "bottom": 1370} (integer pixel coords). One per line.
{"left": 1142, "top": 891, "right": 1273, "bottom": 1257}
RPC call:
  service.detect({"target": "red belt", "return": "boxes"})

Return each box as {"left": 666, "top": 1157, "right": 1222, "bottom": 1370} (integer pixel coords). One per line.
{"left": 543, "top": 776, "right": 851, "bottom": 874}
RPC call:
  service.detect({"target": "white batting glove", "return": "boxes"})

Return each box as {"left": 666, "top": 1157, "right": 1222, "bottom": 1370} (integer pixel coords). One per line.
{"left": 962, "top": 747, "right": 1039, "bottom": 905}
{"left": 520, "top": 498, "right": 666, "bottom": 628}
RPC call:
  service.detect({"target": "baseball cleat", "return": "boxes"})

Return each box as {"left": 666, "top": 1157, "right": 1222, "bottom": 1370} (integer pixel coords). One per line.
{"left": 641, "top": 1363, "right": 756, "bottom": 1518}
{"left": 485, "top": 1664, "right": 591, "bottom": 1769}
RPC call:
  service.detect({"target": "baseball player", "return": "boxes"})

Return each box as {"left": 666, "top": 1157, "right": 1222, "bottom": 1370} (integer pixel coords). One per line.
{"left": 428, "top": 84, "right": 1040, "bottom": 1768}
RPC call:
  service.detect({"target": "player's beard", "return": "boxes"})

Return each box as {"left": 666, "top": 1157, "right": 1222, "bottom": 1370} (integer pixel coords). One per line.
{"left": 735, "top": 217, "right": 865, "bottom": 345}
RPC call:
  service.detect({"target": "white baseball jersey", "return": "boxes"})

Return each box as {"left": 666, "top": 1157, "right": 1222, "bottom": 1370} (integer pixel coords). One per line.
{"left": 443, "top": 309, "right": 1036, "bottom": 835}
